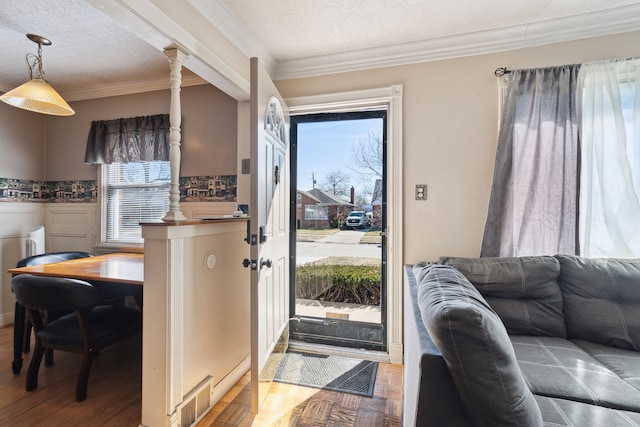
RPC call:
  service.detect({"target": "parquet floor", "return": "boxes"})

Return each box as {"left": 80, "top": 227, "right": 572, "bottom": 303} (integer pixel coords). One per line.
{"left": 0, "top": 325, "right": 402, "bottom": 426}
{"left": 198, "top": 361, "right": 403, "bottom": 427}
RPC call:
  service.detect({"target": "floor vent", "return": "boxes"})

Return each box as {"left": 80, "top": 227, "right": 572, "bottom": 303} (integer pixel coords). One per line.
{"left": 179, "top": 376, "right": 214, "bottom": 427}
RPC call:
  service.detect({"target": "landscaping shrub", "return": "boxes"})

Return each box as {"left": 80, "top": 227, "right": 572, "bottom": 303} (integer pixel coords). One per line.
{"left": 296, "top": 264, "right": 381, "bottom": 305}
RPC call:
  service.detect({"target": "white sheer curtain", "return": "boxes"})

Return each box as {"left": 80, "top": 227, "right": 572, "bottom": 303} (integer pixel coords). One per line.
{"left": 578, "top": 58, "right": 640, "bottom": 257}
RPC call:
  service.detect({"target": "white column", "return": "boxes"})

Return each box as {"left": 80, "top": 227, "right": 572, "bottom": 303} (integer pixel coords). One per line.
{"left": 162, "top": 48, "right": 188, "bottom": 222}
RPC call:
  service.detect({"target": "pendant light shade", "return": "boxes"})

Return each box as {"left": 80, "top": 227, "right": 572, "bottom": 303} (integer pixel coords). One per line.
{"left": 1, "top": 78, "right": 74, "bottom": 116}
{"left": 0, "top": 34, "right": 75, "bottom": 116}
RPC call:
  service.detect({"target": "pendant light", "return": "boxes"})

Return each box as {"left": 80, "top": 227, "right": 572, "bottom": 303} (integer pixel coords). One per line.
{"left": 0, "top": 34, "right": 75, "bottom": 116}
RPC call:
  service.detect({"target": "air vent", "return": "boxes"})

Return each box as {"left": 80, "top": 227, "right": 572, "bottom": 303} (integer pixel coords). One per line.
{"left": 178, "top": 376, "right": 214, "bottom": 427}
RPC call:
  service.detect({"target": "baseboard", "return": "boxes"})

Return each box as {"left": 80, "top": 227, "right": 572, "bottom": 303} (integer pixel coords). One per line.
{"left": 388, "top": 341, "right": 404, "bottom": 365}
{"left": 0, "top": 311, "right": 14, "bottom": 328}
{"left": 210, "top": 355, "right": 251, "bottom": 404}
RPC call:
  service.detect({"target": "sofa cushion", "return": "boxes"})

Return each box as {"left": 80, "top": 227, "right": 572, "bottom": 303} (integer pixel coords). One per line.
{"left": 556, "top": 255, "right": 640, "bottom": 351}
{"left": 572, "top": 339, "right": 640, "bottom": 393}
{"left": 511, "top": 335, "right": 640, "bottom": 412}
{"left": 439, "top": 256, "right": 566, "bottom": 337}
{"left": 535, "top": 395, "right": 640, "bottom": 427}
{"left": 418, "top": 264, "right": 542, "bottom": 427}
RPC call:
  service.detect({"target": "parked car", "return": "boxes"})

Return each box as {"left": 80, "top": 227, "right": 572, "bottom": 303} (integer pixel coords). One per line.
{"left": 345, "top": 210, "right": 372, "bottom": 228}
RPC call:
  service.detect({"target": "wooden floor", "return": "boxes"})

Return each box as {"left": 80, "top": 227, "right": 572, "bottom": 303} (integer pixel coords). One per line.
{"left": 0, "top": 325, "right": 142, "bottom": 427}
{"left": 197, "top": 362, "right": 403, "bottom": 427}
{"left": 0, "top": 325, "right": 402, "bottom": 426}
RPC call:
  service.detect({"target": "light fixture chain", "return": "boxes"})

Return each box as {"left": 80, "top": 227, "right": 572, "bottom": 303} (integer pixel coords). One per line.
{"left": 25, "top": 42, "right": 45, "bottom": 80}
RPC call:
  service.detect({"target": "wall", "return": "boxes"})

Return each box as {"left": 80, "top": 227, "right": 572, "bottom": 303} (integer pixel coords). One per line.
{"left": 45, "top": 84, "right": 238, "bottom": 180}
{"left": 275, "top": 30, "right": 640, "bottom": 264}
{"left": 0, "top": 103, "right": 45, "bottom": 180}
{"left": 141, "top": 220, "right": 250, "bottom": 426}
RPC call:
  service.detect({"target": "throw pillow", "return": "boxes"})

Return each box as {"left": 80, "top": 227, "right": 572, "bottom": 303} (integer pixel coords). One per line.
{"left": 418, "top": 264, "right": 543, "bottom": 427}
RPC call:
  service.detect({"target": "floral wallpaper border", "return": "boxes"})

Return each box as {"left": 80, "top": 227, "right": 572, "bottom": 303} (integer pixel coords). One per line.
{"left": 0, "top": 175, "right": 237, "bottom": 203}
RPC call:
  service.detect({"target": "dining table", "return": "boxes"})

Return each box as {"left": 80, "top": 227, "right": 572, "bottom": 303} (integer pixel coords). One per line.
{"left": 7, "top": 252, "right": 144, "bottom": 374}
{"left": 7, "top": 252, "right": 144, "bottom": 284}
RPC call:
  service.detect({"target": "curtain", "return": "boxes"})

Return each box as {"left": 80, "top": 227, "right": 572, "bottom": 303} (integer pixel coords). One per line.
{"left": 84, "top": 114, "right": 170, "bottom": 164}
{"left": 481, "top": 65, "right": 581, "bottom": 257}
{"left": 577, "top": 58, "right": 640, "bottom": 257}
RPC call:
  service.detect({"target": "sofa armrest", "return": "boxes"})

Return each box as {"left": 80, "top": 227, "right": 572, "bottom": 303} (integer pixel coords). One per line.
{"left": 404, "top": 265, "right": 471, "bottom": 427}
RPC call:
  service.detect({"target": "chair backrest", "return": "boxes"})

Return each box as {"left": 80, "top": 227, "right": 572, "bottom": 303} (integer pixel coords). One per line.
{"left": 11, "top": 275, "right": 103, "bottom": 312}
{"left": 16, "top": 251, "right": 93, "bottom": 268}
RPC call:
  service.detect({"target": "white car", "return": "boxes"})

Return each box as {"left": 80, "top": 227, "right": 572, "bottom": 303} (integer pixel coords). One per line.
{"left": 345, "top": 211, "right": 371, "bottom": 228}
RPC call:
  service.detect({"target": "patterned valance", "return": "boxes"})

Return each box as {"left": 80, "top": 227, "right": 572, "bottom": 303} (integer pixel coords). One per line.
{"left": 84, "top": 114, "right": 170, "bottom": 164}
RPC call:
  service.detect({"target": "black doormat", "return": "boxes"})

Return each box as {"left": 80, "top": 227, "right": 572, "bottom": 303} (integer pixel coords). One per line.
{"left": 274, "top": 351, "right": 378, "bottom": 397}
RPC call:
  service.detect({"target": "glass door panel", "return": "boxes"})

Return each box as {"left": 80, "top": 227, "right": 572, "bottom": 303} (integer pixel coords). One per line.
{"left": 290, "top": 111, "right": 387, "bottom": 351}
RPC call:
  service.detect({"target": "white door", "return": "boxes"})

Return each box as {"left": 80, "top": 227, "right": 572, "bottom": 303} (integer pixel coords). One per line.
{"left": 249, "top": 57, "right": 290, "bottom": 414}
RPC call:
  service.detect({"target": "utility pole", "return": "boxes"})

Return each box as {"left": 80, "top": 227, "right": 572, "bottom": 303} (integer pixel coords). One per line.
{"left": 311, "top": 172, "right": 316, "bottom": 189}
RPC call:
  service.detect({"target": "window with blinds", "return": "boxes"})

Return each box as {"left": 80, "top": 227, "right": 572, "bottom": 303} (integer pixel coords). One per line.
{"left": 103, "top": 161, "right": 170, "bottom": 242}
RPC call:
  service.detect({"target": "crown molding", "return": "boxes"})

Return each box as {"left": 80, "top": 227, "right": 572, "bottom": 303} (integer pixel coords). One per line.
{"left": 273, "top": 4, "right": 640, "bottom": 80}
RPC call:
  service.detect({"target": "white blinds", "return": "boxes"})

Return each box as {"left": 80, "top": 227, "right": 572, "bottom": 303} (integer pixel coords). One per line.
{"left": 104, "top": 161, "right": 170, "bottom": 242}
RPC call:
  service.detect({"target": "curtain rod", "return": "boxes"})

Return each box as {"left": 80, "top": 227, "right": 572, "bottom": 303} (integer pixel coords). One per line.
{"left": 494, "top": 67, "right": 511, "bottom": 77}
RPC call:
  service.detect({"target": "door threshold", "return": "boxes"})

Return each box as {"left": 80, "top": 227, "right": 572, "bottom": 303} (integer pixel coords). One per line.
{"left": 288, "top": 340, "right": 390, "bottom": 363}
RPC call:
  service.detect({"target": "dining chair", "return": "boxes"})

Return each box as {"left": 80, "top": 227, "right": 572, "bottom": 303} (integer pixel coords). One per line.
{"left": 11, "top": 274, "right": 142, "bottom": 402}
{"left": 12, "top": 251, "right": 93, "bottom": 375}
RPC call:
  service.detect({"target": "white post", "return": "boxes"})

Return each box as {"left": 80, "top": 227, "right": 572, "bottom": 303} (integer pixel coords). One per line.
{"left": 162, "top": 48, "right": 188, "bottom": 222}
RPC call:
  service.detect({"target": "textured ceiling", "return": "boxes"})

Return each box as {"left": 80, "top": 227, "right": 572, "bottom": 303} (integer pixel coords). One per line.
{"left": 1, "top": 0, "right": 640, "bottom": 101}
{"left": 0, "top": 0, "right": 178, "bottom": 99}
{"left": 218, "top": 0, "right": 640, "bottom": 61}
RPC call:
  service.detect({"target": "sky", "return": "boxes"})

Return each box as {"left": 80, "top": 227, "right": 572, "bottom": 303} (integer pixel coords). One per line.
{"left": 296, "top": 117, "right": 383, "bottom": 200}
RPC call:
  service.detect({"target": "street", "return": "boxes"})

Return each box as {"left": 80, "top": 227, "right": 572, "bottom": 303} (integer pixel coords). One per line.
{"left": 295, "top": 230, "right": 381, "bottom": 264}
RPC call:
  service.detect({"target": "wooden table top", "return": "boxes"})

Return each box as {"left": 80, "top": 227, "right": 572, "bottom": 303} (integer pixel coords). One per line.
{"left": 7, "top": 253, "right": 144, "bottom": 285}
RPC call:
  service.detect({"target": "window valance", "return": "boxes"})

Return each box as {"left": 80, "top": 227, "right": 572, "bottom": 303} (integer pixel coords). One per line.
{"left": 84, "top": 114, "right": 170, "bottom": 164}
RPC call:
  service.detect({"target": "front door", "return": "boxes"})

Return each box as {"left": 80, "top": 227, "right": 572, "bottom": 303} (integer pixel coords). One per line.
{"left": 289, "top": 111, "right": 387, "bottom": 351}
{"left": 249, "top": 57, "right": 290, "bottom": 414}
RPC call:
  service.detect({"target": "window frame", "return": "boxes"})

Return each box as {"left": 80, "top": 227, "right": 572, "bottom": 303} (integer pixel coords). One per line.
{"left": 100, "top": 161, "right": 171, "bottom": 245}
{"left": 304, "top": 205, "right": 329, "bottom": 220}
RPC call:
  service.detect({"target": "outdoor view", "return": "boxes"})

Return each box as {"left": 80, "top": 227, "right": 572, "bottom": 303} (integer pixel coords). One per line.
{"left": 295, "top": 115, "right": 384, "bottom": 327}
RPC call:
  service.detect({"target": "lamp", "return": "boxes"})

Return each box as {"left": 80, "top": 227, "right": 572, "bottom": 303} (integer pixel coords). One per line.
{"left": 0, "top": 34, "right": 75, "bottom": 116}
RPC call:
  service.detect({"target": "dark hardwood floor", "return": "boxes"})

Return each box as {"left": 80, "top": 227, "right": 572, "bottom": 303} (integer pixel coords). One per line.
{"left": 0, "top": 325, "right": 402, "bottom": 426}
{"left": 0, "top": 325, "right": 142, "bottom": 427}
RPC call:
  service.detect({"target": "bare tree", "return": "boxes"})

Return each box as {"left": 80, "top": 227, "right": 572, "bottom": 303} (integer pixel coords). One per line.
{"left": 322, "top": 169, "right": 351, "bottom": 197}
{"left": 349, "top": 131, "right": 383, "bottom": 182}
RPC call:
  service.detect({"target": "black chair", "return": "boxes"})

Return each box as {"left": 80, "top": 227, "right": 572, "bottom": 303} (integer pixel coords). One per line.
{"left": 12, "top": 251, "right": 93, "bottom": 374}
{"left": 11, "top": 274, "right": 142, "bottom": 402}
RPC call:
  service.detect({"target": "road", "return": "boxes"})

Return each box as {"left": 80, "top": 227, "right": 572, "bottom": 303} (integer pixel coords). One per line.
{"left": 295, "top": 230, "right": 381, "bottom": 264}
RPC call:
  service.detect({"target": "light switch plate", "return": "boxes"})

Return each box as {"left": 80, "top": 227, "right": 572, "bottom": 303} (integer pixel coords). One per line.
{"left": 241, "top": 158, "right": 250, "bottom": 174}
{"left": 415, "top": 184, "right": 427, "bottom": 200}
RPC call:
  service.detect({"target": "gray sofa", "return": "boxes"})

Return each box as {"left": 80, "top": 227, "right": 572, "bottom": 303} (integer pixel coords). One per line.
{"left": 403, "top": 255, "right": 640, "bottom": 426}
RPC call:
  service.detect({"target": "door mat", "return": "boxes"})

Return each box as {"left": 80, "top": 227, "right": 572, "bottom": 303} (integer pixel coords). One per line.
{"left": 274, "top": 351, "right": 378, "bottom": 397}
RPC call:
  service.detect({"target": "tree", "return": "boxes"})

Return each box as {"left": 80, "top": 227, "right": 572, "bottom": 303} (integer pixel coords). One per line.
{"left": 322, "top": 169, "right": 350, "bottom": 197}
{"left": 349, "top": 131, "right": 383, "bottom": 182}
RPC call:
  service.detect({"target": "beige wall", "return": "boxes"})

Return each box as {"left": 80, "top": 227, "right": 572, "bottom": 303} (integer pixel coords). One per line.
{"left": 44, "top": 84, "right": 238, "bottom": 181}
{"left": 0, "top": 103, "right": 46, "bottom": 180}
{"left": 275, "top": 31, "right": 640, "bottom": 264}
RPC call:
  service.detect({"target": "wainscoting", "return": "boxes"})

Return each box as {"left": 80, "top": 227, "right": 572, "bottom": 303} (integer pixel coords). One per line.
{"left": 0, "top": 203, "right": 46, "bottom": 326}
